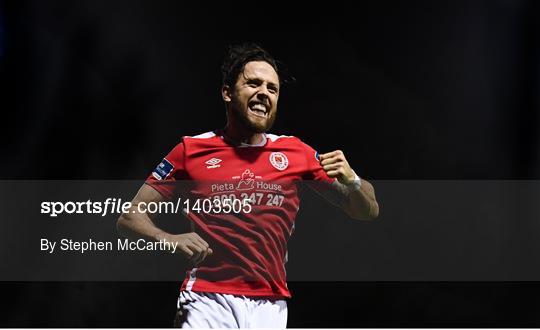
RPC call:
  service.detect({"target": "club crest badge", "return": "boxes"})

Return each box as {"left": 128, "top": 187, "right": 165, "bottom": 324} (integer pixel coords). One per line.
{"left": 269, "top": 152, "right": 288, "bottom": 171}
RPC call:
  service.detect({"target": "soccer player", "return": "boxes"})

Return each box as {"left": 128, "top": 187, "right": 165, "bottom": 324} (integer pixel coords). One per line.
{"left": 117, "top": 44, "right": 379, "bottom": 328}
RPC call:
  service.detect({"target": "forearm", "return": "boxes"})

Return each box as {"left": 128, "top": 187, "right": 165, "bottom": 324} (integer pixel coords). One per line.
{"left": 116, "top": 206, "right": 171, "bottom": 242}
{"left": 116, "top": 184, "right": 213, "bottom": 263}
{"left": 343, "top": 178, "right": 379, "bottom": 220}
{"left": 318, "top": 150, "right": 379, "bottom": 220}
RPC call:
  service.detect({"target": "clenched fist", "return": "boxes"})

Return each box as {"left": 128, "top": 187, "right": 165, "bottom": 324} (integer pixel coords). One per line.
{"left": 319, "top": 150, "right": 358, "bottom": 185}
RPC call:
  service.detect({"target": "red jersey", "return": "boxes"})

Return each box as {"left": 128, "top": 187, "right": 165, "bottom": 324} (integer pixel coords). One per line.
{"left": 145, "top": 130, "right": 334, "bottom": 298}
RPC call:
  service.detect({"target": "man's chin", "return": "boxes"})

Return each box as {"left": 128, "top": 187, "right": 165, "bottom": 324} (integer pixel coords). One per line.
{"left": 243, "top": 117, "right": 275, "bottom": 134}
{"left": 230, "top": 107, "right": 276, "bottom": 133}
{"left": 246, "top": 122, "right": 270, "bottom": 134}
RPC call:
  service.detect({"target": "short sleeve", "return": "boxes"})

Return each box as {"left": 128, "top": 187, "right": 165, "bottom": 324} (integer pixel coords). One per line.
{"left": 301, "top": 141, "right": 335, "bottom": 184}
{"left": 145, "top": 140, "right": 188, "bottom": 200}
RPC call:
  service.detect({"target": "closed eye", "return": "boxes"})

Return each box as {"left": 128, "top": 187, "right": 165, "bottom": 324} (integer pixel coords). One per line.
{"left": 246, "top": 79, "right": 262, "bottom": 88}
{"left": 268, "top": 85, "right": 279, "bottom": 94}
{"left": 245, "top": 78, "right": 279, "bottom": 93}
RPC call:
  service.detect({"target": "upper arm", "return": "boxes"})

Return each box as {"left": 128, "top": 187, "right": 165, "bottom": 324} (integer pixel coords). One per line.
{"left": 130, "top": 183, "right": 167, "bottom": 221}
{"left": 145, "top": 140, "right": 188, "bottom": 200}
{"left": 116, "top": 183, "right": 169, "bottom": 239}
{"left": 135, "top": 183, "right": 167, "bottom": 204}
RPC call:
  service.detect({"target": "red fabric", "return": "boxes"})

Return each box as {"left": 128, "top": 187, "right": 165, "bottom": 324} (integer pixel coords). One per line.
{"left": 146, "top": 130, "right": 334, "bottom": 298}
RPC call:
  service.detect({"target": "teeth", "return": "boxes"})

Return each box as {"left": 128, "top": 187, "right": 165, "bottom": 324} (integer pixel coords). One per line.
{"left": 251, "top": 103, "right": 266, "bottom": 112}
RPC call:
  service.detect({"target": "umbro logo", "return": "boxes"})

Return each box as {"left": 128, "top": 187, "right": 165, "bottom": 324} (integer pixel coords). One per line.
{"left": 205, "top": 158, "right": 222, "bottom": 169}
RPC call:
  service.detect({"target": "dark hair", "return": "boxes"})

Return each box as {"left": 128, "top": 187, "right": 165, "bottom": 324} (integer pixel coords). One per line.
{"left": 221, "top": 43, "right": 293, "bottom": 88}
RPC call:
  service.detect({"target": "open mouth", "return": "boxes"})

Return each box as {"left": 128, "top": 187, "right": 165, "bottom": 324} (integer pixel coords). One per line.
{"left": 248, "top": 101, "right": 269, "bottom": 118}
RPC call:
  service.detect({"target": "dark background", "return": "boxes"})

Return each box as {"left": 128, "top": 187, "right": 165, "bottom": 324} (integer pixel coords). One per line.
{"left": 1, "top": 0, "right": 540, "bottom": 327}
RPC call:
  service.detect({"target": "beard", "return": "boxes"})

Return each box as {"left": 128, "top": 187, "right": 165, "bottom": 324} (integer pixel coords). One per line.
{"left": 230, "top": 100, "right": 277, "bottom": 133}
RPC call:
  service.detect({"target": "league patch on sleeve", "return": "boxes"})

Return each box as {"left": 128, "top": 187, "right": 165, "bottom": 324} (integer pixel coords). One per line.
{"left": 152, "top": 158, "right": 174, "bottom": 180}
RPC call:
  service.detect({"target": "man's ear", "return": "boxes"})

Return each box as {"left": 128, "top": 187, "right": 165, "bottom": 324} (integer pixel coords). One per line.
{"left": 222, "top": 85, "right": 232, "bottom": 102}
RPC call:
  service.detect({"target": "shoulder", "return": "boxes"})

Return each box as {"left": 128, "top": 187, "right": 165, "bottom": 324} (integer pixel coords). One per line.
{"left": 181, "top": 130, "right": 221, "bottom": 148}
{"left": 164, "top": 131, "right": 218, "bottom": 156}
{"left": 184, "top": 131, "right": 217, "bottom": 140}
{"left": 266, "top": 133, "right": 316, "bottom": 151}
{"left": 266, "top": 133, "right": 307, "bottom": 147}
{"left": 265, "top": 133, "right": 295, "bottom": 142}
